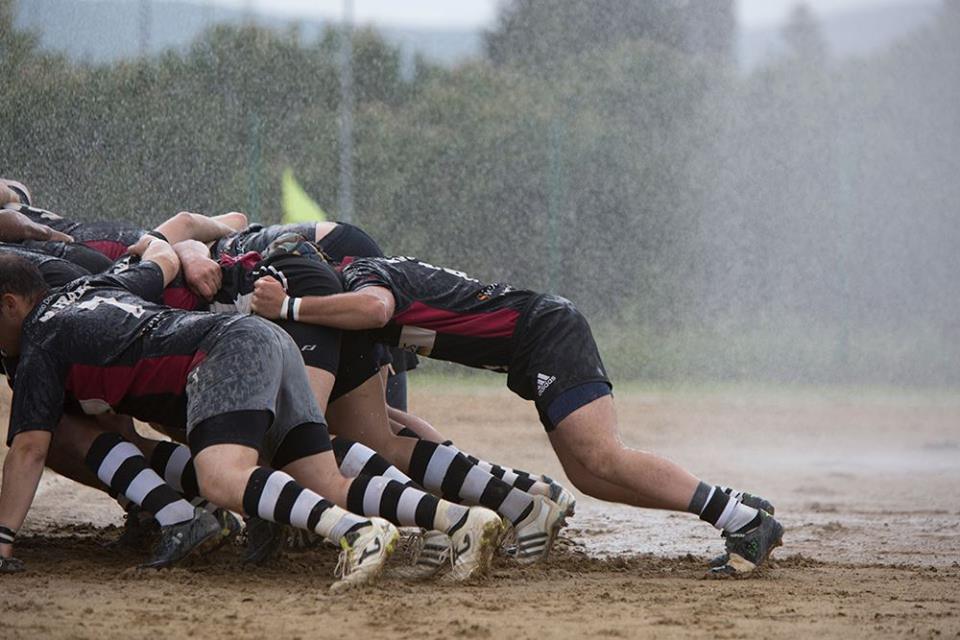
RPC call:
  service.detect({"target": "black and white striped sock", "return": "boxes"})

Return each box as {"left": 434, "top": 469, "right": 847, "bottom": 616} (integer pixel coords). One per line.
{"left": 149, "top": 441, "right": 201, "bottom": 500}
{"left": 332, "top": 437, "right": 420, "bottom": 488}
{"left": 345, "top": 474, "right": 468, "bottom": 534}
{"left": 84, "top": 433, "right": 195, "bottom": 527}
{"left": 457, "top": 450, "right": 538, "bottom": 492}
{"left": 242, "top": 467, "right": 368, "bottom": 543}
{"left": 688, "top": 481, "right": 760, "bottom": 533}
{"left": 408, "top": 440, "right": 533, "bottom": 525}
{"left": 395, "top": 430, "right": 541, "bottom": 493}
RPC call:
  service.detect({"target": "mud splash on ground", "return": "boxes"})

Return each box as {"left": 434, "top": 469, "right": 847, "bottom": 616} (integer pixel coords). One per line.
{"left": 2, "top": 385, "right": 958, "bottom": 638}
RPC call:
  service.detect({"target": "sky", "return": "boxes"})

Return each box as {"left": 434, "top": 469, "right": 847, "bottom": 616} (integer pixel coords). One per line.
{"left": 186, "top": 0, "right": 934, "bottom": 30}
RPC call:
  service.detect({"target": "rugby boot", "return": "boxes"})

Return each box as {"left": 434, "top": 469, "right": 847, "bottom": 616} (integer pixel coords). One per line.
{"left": 442, "top": 507, "right": 504, "bottom": 582}
{"left": 708, "top": 510, "right": 784, "bottom": 577}
{"left": 547, "top": 479, "right": 577, "bottom": 524}
{"left": 510, "top": 494, "right": 566, "bottom": 563}
{"left": 243, "top": 516, "right": 286, "bottom": 565}
{"left": 105, "top": 505, "right": 159, "bottom": 551}
{"left": 396, "top": 529, "right": 452, "bottom": 580}
{"left": 707, "top": 492, "right": 777, "bottom": 568}
{"left": 207, "top": 507, "right": 242, "bottom": 551}
{"left": 330, "top": 518, "right": 399, "bottom": 594}
{"left": 139, "top": 507, "right": 222, "bottom": 569}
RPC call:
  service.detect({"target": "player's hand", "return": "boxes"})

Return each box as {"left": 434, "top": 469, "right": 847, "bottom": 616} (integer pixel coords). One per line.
{"left": 127, "top": 234, "right": 159, "bottom": 257}
{"left": 251, "top": 276, "right": 286, "bottom": 319}
{"left": 28, "top": 222, "right": 74, "bottom": 243}
{"left": 181, "top": 254, "right": 221, "bottom": 301}
{"left": 0, "top": 210, "right": 74, "bottom": 243}
{"left": 0, "top": 556, "right": 25, "bottom": 574}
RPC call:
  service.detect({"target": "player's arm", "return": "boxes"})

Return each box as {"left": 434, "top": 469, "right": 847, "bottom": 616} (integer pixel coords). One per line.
{"left": 154, "top": 211, "right": 246, "bottom": 245}
{"left": 172, "top": 240, "right": 221, "bottom": 300}
{"left": 251, "top": 276, "right": 395, "bottom": 330}
{"left": 0, "top": 430, "right": 52, "bottom": 569}
{"left": 126, "top": 235, "right": 181, "bottom": 288}
{"left": 0, "top": 180, "right": 31, "bottom": 206}
{"left": 0, "top": 209, "right": 74, "bottom": 243}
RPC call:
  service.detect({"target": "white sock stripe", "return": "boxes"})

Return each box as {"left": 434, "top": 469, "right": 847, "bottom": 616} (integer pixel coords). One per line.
{"left": 460, "top": 466, "right": 492, "bottom": 502}
{"left": 699, "top": 486, "right": 717, "bottom": 516}
{"left": 362, "top": 477, "right": 390, "bottom": 517}
{"left": 288, "top": 491, "right": 317, "bottom": 529}
{"left": 475, "top": 460, "right": 494, "bottom": 473}
{"left": 339, "top": 443, "right": 377, "bottom": 477}
{"left": 724, "top": 503, "right": 760, "bottom": 533}
{"left": 322, "top": 507, "right": 365, "bottom": 542}
{"left": 153, "top": 501, "right": 196, "bottom": 527}
{"left": 423, "top": 446, "right": 458, "bottom": 492}
{"left": 396, "top": 489, "right": 422, "bottom": 527}
{"left": 499, "top": 490, "right": 535, "bottom": 523}
{"left": 97, "top": 442, "right": 143, "bottom": 485}
{"left": 714, "top": 495, "right": 741, "bottom": 531}
{"left": 501, "top": 469, "right": 520, "bottom": 487}
{"left": 124, "top": 469, "right": 165, "bottom": 504}
{"left": 383, "top": 466, "right": 415, "bottom": 485}
{"left": 165, "top": 445, "right": 192, "bottom": 492}
{"left": 257, "top": 471, "right": 295, "bottom": 519}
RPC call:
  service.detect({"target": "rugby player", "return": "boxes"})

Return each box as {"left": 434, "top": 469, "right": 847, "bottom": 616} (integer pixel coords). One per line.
{"left": 174, "top": 233, "right": 570, "bottom": 563}
{"left": 0, "top": 240, "right": 406, "bottom": 591}
{"left": 251, "top": 255, "right": 785, "bottom": 575}
{"left": 208, "top": 219, "right": 416, "bottom": 409}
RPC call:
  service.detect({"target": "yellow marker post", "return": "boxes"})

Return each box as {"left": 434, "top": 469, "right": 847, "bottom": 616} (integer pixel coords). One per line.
{"left": 281, "top": 168, "right": 328, "bottom": 223}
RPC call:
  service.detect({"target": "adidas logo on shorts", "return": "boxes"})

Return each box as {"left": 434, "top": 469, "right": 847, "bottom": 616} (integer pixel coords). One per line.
{"left": 536, "top": 373, "right": 556, "bottom": 396}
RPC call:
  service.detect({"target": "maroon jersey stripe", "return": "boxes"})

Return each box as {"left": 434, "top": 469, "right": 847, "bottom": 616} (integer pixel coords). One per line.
{"left": 394, "top": 301, "right": 520, "bottom": 338}
{"left": 163, "top": 286, "right": 202, "bottom": 311}
{"left": 66, "top": 353, "right": 206, "bottom": 406}
{"left": 82, "top": 240, "right": 129, "bottom": 260}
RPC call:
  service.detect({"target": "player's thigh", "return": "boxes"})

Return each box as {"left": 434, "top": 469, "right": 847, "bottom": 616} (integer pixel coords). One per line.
{"left": 548, "top": 395, "right": 622, "bottom": 474}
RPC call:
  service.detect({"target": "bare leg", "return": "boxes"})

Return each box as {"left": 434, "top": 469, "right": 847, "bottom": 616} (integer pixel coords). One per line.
{"left": 279, "top": 451, "right": 352, "bottom": 507}
{"left": 548, "top": 395, "right": 699, "bottom": 511}
{"left": 326, "top": 372, "right": 419, "bottom": 468}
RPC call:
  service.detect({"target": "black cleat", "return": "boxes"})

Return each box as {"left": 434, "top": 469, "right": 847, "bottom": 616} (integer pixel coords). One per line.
{"left": 708, "top": 510, "right": 784, "bottom": 577}
{"left": 707, "top": 493, "right": 776, "bottom": 568}
{"left": 243, "top": 517, "right": 286, "bottom": 565}
{"left": 105, "top": 505, "right": 160, "bottom": 551}
{"left": 139, "top": 507, "right": 222, "bottom": 569}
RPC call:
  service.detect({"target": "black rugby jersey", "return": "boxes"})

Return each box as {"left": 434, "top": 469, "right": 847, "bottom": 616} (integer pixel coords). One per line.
{"left": 7, "top": 203, "right": 144, "bottom": 259}
{"left": 0, "top": 243, "right": 91, "bottom": 288}
{"left": 340, "top": 257, "right": 536, "bottom": 370}
{"left": 212, "top": 222, "right": 383, "bottom": 263}
{"left": 6, "top": 261, "right": 241, "bottom": 444}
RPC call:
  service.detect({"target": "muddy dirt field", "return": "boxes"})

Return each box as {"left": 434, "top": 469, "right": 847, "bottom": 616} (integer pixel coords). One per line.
{"left": 2, "top": 383, "right": 958, "bottom": 639}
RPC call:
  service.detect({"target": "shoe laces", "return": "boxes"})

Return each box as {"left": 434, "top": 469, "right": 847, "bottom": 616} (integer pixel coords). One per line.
{"left": 334, "top": 537, "right": 355, "bottom": 579}
{"left": 499, "top": 523, "right": 519, "bottom": 558}
{"left": 406, "top": 531, "right": 454, "bottom": 570}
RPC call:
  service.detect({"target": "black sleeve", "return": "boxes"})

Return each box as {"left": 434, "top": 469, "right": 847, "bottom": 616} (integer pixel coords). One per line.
{"left": 38, "top": 259, "right": 91, "bottom": 288}
{"left": 341, "top": 258, "right": 410, "bottom": 312}
{"left": 90, "top": 260, "right": 165, "bottom": 303}
{"left": 7, "top": 346, "right": 66, "bottom": 445}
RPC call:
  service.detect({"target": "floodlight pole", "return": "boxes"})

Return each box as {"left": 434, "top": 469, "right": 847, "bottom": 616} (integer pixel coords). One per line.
{"left": 138, "top": 0, "right": 151, "bottom": 57}
{"left": 338, "top": 0, "right": 355, "bottom": 223}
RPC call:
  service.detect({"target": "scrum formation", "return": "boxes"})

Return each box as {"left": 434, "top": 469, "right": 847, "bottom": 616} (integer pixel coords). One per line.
{"left": 0, "top": 178, "right": 782, "bottom": 590}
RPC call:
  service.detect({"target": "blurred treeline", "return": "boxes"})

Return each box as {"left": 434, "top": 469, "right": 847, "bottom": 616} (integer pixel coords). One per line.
{"left": 2, "top": 0, "right": 958, "bottom": 386}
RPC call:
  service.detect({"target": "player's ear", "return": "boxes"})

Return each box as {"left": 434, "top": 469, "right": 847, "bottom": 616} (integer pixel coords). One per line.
{"left": 0, "top": 292, "right": 20, "bottom": 319}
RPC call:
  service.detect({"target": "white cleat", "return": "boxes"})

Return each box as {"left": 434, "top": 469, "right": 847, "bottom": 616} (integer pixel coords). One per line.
{"left": 511, "top": 495, "right": 565, "bottom": 563}
{"left": 442, "top": 507, "right": 504, "bottom": 583}
{"left": 330, "top": 517, "right": 399, "bottom": 594}
{"left": 547, "top": 480, "right": 577, "bottom": 524}
{"left": 396, "top": 529, "right": 452, "bottom": 580}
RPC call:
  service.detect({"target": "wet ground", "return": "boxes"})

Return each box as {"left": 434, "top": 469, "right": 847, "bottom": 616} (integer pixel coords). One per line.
{"left": 2, "top": 383, "right": 958, "bottom": 638}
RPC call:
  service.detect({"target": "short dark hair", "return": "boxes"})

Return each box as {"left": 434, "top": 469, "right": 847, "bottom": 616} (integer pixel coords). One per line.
{"left": 0, "top": 254, "right": 50, "bottom": 299}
